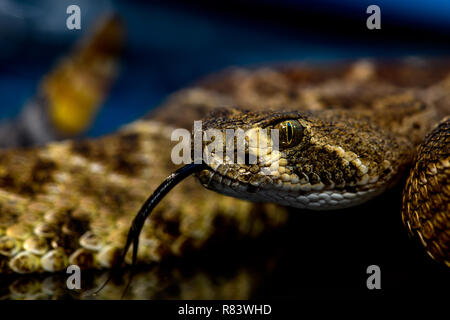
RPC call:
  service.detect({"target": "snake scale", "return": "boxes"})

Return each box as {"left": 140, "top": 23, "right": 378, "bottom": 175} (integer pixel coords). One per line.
{"left": 0, "top": 16, "right": 448, "bottom": 287}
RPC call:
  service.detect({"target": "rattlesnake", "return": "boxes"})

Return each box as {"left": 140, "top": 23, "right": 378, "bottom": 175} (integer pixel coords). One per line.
{"left": 0, "top": 16, "right": 448, "bottom": 286}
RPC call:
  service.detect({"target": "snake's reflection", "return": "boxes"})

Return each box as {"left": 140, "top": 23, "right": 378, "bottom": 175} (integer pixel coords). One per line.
{"left": 0, "top": 235, "right": 281, "bottom": 300}
{"left": 2, "top": 188, "right": 447, "bottom": 300}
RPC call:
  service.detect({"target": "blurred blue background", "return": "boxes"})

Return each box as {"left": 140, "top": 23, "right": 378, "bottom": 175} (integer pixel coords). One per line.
{"left": 1, "top": 0, "right": 449, "bottom": 136}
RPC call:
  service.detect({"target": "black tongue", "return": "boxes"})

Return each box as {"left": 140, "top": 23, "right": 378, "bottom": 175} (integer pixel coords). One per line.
{"left": 94, "top": 162, "right": 206, "bottom": 298}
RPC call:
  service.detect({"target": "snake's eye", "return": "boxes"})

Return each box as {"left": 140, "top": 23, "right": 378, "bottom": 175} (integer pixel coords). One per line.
{"left": 273, "top": 120, "right": 304, "bottom": 148}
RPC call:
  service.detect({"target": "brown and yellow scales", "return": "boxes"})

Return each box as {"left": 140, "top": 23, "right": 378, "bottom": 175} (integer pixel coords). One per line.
{"left": 0, "top": 17, "right": 448, "bottom": 284}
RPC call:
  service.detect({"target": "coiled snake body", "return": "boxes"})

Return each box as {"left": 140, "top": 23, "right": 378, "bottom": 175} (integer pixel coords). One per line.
{"left": 0, "top": 20, "right": 448, "bottom": 279}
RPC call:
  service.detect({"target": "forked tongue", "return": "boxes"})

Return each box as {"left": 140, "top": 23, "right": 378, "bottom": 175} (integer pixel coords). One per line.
{"left": 91, "top": 162, "right": 205, "bottom": 298}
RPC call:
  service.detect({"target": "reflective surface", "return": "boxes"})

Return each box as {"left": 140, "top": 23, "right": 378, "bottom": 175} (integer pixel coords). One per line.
{"left": 1, "top": 187, "right": 449, "bottom": 300}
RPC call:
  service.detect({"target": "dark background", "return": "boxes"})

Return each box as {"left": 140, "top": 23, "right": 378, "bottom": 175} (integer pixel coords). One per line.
{"left": 1, "top": 0, "right": 450, "bottom": 135}
{"left": 0, "top": 0, "right": 449, "bottom": 299}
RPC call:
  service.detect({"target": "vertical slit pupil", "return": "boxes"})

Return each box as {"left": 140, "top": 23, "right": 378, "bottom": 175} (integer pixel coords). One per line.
{"left": 286, "top": 121, "right": 293, "bottom": 144}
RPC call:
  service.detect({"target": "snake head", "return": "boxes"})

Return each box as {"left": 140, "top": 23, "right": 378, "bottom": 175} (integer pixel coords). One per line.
{"left": 195, "top": 107, "right": 412, "bottom": 210}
